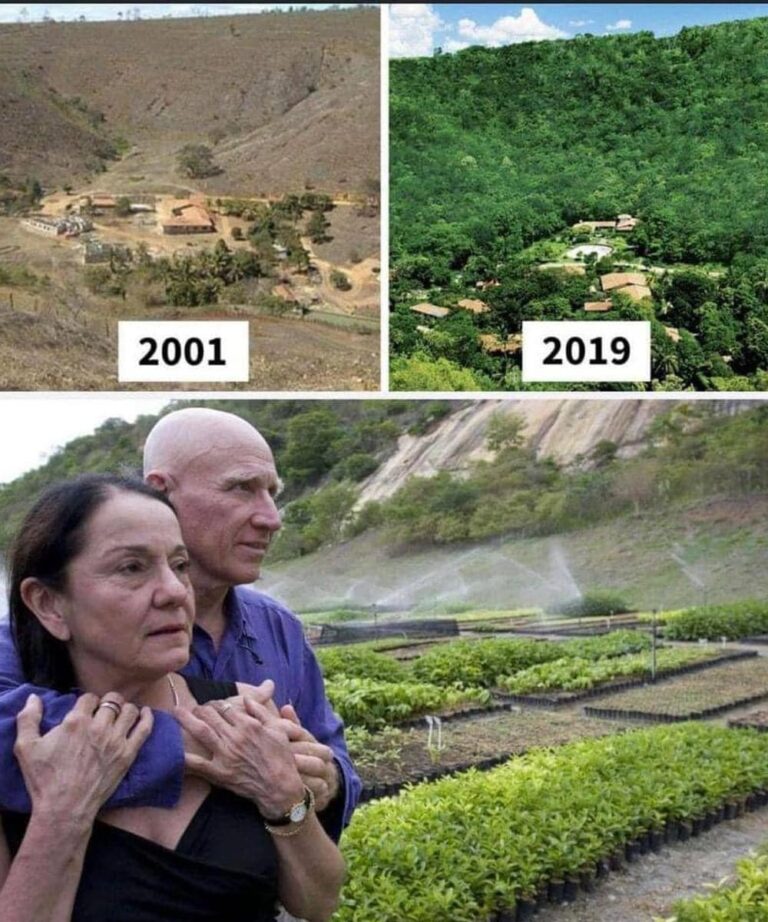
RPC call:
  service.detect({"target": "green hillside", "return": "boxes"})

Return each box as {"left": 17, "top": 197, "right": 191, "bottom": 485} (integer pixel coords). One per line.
{"left": 1, "top": 402, "right": 765, "bottom": 590}
{"left": 0, "top": 399, "right": 451, "bottom": 551}
{"left": 390, "top": 18, "right": 768, "bottom": 391}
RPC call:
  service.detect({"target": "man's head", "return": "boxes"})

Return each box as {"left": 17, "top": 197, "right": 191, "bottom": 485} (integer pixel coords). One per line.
{"left": 143, "top": 408, "right": 282, "bottom": 593}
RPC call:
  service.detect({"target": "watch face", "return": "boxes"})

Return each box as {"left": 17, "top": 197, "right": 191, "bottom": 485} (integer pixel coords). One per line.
{"left": 289, "top": 802, "right": 308, "bottom": 823}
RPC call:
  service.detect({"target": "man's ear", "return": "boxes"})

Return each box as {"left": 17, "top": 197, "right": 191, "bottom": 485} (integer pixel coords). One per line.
{"left": 19, "top": 578, "right": 72, "bottom": 642}
{"left": 145, "top": 470, "right": 170, "bottom": 493}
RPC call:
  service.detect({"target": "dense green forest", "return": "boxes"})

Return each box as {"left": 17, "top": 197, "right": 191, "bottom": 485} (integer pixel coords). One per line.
{"left": 390, "top": 18, "right": 768, "bottom": 391}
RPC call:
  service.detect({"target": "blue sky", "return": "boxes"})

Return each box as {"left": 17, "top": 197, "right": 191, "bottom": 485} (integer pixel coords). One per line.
{"left": 390, "top": 4, "right": 768, "bottom": 57}
{"left": 0, "top": 3, "right": 361, "bottom": 24}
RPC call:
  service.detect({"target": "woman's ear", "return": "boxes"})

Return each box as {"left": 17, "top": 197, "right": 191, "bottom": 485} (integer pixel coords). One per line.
{"left": 19, "top": 578, "right": 72, "bottom": 642}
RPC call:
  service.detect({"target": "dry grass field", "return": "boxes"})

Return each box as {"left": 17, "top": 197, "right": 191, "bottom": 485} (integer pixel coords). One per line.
{"left": 0, "top": 8, "right": 379, "bottom": 194}
{"left": 0, "top": 7, "right": 380, "bottom": 390}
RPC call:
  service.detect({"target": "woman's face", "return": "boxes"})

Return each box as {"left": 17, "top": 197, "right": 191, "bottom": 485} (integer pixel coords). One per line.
{"left": 50, "top": 490, "right": 195, "bottom": 687}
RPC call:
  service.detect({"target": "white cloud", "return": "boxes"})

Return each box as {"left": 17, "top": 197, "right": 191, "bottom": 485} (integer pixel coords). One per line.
{"left": 442, "top": 38, "right": 470, "bottom": 54}
{"left": 455, "top": 8, "right": 568, "bottom": 47}
{"left": 569, "top": 19, "right": 593, "bottom": 28}
{"left": 389, "top": 4, "right": 444, "bottom": 58}
{"left": 606, "top": 19, "right": 633, "bottom": 31}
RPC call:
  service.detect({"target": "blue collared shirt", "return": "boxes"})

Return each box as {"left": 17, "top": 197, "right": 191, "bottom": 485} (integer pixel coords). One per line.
{"left": 0, "top": 586, "right": 360, "bottom": 841}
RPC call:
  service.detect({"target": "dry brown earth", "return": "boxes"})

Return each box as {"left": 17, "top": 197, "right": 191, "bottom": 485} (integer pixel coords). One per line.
{"left": 0, "top": 8, "right": 379, "bottom": 194}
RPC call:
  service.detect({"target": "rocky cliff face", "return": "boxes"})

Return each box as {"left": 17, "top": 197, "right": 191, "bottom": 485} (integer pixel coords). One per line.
{"left": 358, "top": 399, "right": 746, "bottom": 506}
{"left": 260, "top": 399, "right": 758, "bottom": 613}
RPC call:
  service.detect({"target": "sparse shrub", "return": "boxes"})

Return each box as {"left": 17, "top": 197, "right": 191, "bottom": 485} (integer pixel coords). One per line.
{"left": 330, "top": 269, "right": 352, "bottom": 290}
{"left": 115, "top": 196, "right": 132, "bottom": 218}
{"left": 549, "top": 590, "right": 632, "bottom": 619}
{"left": 231, "top": 226, "right": 244, "bottom": 241}
{"left": 176, "top": 144, "right": 223, "bottom": 179}
{"left": 208, "top": 126, "right": 227, "bottom": 146}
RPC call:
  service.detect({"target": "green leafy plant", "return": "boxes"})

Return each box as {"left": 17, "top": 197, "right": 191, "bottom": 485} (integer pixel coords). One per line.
{"left": 664, "top": 600, "right": 768, "bottom": 641}
{"left": 336, "top": 724, "right": 768, "bottom": 921}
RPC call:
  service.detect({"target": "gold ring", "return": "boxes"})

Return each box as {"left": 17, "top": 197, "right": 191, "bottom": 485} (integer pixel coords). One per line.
{"left": 97, "top": 701, "right": 122, "bottom": 716}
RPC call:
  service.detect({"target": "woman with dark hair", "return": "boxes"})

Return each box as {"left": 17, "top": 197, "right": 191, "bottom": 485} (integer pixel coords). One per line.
{"left": 0, "top": 474, "right": 345, "bottom": 922}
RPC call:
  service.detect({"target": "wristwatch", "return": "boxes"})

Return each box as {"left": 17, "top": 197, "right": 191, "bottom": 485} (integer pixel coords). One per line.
{"left": 264, "top": 786, "right": 315, "bottom": 836}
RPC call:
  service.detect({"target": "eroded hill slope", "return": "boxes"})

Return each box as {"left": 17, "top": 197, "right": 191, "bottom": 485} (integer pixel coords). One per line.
{"left": 0, "top": 8, "right": 379, "bottom": 193}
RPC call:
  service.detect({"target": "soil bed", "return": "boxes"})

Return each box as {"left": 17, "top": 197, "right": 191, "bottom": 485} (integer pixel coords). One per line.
{"left": 354, "top": 708, "right": 634, "bottom": 789}
{"left": 583, "top": 655, "right": 768, "bottom": 719}
{"left": 729, "top": 707, "right": 768, "bottom": 731}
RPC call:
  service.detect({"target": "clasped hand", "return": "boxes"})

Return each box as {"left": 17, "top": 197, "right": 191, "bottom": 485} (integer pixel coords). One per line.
{"left": 14, "top": 693, "right": 153, "bottom": 826}
{"left": 175, "top": 682, "right": 339, "bottom": 816}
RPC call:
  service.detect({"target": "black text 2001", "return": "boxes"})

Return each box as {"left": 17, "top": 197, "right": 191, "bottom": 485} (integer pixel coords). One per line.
{"left": 542, "top": 335, "right": 630, "bottom": 366}
{"left": 138, "top": 336, "right": 226, "bottom": 367}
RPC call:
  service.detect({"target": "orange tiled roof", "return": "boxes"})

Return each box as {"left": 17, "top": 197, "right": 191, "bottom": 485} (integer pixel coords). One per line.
{"left": 162, "top": 203, "right": 214, "bottom": 228}
{"left": 478, "top": 333, "right": 522, "bottom": 354}
{"left": 457, "top": 298, "right": 489, "bottom": 314}
{"left": 410, "top": 302, "right": 450, "bottom": 319}
{"left": 601, "top": 272, "right": 647, "bottom": 292}
{"left": 614, "top": 284, "right": 653, "bottom": 301}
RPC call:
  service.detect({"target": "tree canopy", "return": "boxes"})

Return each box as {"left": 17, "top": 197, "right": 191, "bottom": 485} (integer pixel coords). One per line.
{"left": 390, "top": 17, "right": 768, "bottom": 391}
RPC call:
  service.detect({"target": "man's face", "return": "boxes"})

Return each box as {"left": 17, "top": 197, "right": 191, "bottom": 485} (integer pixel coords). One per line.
{"left": 167, "top": 436, "right": 282, "bottom": 591}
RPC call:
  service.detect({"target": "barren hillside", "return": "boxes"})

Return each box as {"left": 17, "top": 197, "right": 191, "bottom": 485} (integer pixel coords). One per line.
{"left": 0, "top": 7, "right": 379, "bottom": 194}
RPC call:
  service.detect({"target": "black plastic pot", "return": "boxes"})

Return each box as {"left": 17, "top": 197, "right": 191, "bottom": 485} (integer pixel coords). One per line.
{"left": 664, "top": 819, "right": 679, "bottom": 844}
{"left": 515, "top": 897, "right": 536, "bottom": 921}
{"left": 678, "top": 820, "right": 692, "bottom": 841}
{"left": 609, "top": 849, "right": 624, "bottom": 871}
{"left": 638, "top": 832, "right": 651, "bottom": 854}
{"left": 725, "top": 802, "right": 738, "bottom": 820}
{"left": 548, "top": 879, "right": 565, "bottom": 903}
{"left": 496, "top": 909, "right": 515, "bottom": 922}
{"left": 691, "top": 817, "right": 703, "bottom": 837}
{"left": 649, "top": 829, "right": 664, "bottom": 852}
{"left": 625, "top": 841, "right": 641, "bottom": 862}
{"left": 580, "top": 868, "right": 597, "bottom": 892}
{"left": 563, "top": 878, "right": 580, "bottom": 902}
{"left": 595, "top": 857, "right": 610, "bottom": 878}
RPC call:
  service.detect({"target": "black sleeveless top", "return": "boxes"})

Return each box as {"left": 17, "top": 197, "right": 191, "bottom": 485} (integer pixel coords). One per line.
{"left": 3, "top": 678, "right": 279, "bottom": 922}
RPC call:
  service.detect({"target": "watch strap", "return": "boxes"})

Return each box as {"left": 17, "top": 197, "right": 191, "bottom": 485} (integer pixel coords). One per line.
{"left": 264, "top": 785, "right": 315, "bottom": 835}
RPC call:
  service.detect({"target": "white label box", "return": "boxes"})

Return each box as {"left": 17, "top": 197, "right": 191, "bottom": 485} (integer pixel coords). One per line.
{"left": 118, "top": 321, "right": 249, "bottom": 383}
{"left": 522, "top": 321, "right": 651, "bottom": 383}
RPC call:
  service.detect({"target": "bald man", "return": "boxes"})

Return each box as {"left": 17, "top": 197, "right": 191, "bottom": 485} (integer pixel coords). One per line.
{"left": 0, "top": 408, "right": 360, "bottom": 842}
